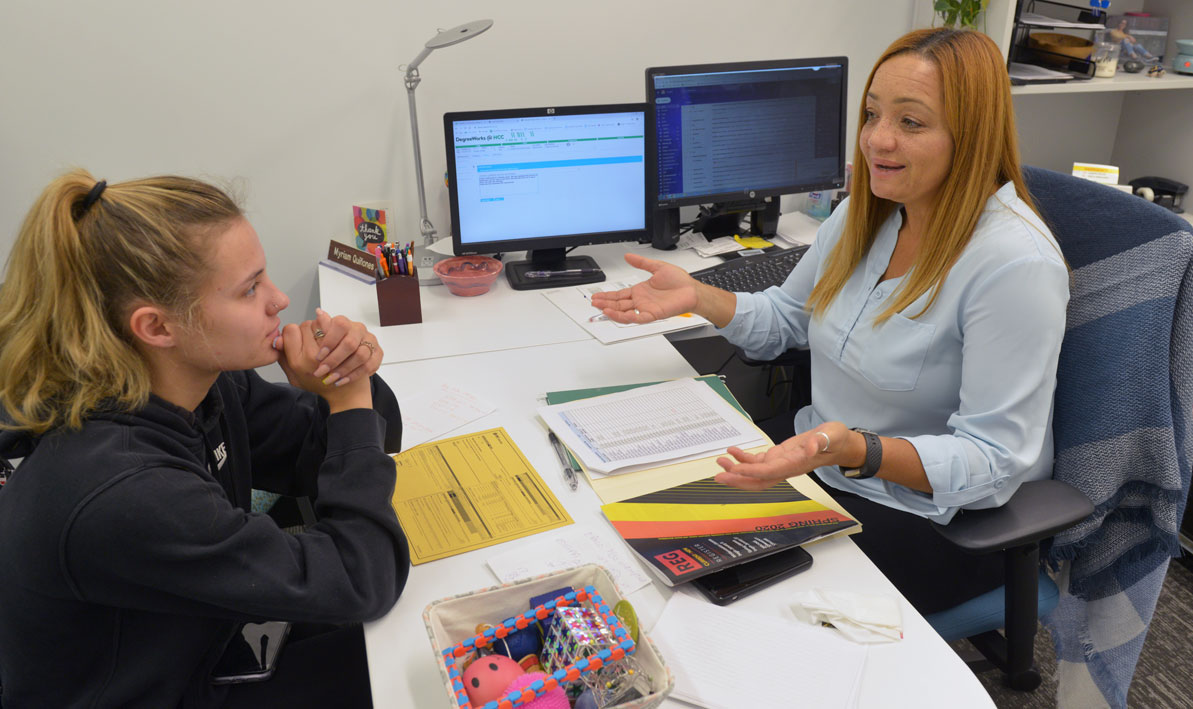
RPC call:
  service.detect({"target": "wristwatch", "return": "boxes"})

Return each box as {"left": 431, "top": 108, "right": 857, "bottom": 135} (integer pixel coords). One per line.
{"left": 842, "top": 428, "right": 882, "bottom": 479}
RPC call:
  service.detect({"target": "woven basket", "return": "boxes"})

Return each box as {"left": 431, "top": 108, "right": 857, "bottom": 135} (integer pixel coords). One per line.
{"left": 423, "top": 564, "right": 673, "bottom": 708}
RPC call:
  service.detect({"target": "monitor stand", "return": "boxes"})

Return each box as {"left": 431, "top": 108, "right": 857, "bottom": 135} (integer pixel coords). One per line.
{"left": 505, "top": 248, "right": 606, "bottom": 291}
{"left": 697, "top": 199, "right": 780, "bottom": 239}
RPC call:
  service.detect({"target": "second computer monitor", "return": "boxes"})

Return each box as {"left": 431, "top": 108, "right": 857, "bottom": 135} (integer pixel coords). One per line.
{"left": 646, "top": 57, "right": 847, "bottom": 244}
{"left": 444, "top": 103, "right": 647, "bottom": 290}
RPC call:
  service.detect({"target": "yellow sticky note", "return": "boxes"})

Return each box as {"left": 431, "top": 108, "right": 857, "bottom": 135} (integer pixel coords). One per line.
{"left": 733, "top": 234, "right": 772, "bottom": 249}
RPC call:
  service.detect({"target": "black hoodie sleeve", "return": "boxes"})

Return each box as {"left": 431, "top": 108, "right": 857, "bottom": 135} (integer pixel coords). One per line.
{"left": 61, "top": 405, "right": 410, "bottom": 624}
{"left": 230, "top": 369, "right": 403, "bottom": 498}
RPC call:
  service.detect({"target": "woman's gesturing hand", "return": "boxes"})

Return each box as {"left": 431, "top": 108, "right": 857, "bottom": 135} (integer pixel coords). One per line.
{"left": 589, "top": 253, "right": 700, "bottom": 324}
{"left": 715, "top": 423, "right": 854, "bottom": 491}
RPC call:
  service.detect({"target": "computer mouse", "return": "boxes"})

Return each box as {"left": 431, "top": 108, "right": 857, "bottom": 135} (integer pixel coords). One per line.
{"left": 1122, "top": 59, "right": 1145, "bottom": 73}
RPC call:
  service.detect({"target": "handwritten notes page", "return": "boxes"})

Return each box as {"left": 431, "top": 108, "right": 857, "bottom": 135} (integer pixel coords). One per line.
{"left": 650, "top": 592, "right": 867, "bottom": 708}
{"left": 399, "top": 383, "right": 497, "bottom": 449}
{"left": 486, "top": 527, "right": 652, "bottom": 594}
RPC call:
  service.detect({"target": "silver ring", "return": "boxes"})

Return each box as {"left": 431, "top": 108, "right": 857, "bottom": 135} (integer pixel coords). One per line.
{"left": 313, "top": 328, "right": 326, "bottom": 339}
{"left": 815, "top": 431, "right": 831, "bottom": 453}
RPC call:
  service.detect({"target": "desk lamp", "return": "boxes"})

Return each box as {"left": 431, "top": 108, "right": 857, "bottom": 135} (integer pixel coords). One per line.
{"left": 403, "top": 19, "right": 494, "bottom": 285}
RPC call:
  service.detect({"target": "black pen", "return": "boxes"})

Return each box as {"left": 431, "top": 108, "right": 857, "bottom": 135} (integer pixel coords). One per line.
{"left": 524, "top": 268, "right": 599, "bottom": 279}
{"left": 547, "top": 431, "right": 579, "bottom": 491}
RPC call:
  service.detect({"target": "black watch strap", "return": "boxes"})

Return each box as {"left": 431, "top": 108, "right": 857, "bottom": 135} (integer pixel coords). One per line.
{"left": 842, "top": 428, "right": 882, "bottom": 479}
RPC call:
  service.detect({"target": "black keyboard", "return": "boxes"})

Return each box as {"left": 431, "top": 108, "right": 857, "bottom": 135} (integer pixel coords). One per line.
{"left": 689, "top": 246, "right": 808, "bottom": 292}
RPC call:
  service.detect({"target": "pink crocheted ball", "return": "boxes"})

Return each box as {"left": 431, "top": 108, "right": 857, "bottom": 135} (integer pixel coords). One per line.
{"left": 462, "top": 655, "right": 524, "bottom": 705}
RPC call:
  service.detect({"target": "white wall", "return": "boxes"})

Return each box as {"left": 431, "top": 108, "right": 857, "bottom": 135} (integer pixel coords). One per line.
{"left": 1012, "top": 92, "right": 1127, "bottom": 173}
{"left": 0, "top": 0, "right": 918, "bottom": 326}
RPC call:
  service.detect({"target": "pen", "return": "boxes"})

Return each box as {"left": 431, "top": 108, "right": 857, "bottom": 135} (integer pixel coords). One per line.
{"left": 588, "top": 312, "right": 609, "bottom": 322}
{"left": 524, "top": 268, "right": 599, "bottom": 278}
{"left": 547, "top": 431, "right": 579, "bottom": 492}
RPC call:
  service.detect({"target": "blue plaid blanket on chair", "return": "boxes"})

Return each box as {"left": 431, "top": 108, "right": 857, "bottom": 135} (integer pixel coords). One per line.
{"left": 1025, "top": 167, "right": 1193, "bottom": 708}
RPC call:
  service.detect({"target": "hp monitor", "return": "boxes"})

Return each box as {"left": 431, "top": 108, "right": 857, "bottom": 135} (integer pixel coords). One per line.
{"left": 645, "top": 57, "right": 847, "bottom": 246}
{"left": 444, "top": 103, "right": 648, "bottom": 290}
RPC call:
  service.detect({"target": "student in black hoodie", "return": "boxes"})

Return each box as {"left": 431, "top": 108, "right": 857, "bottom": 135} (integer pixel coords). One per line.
{"left": 0, "top": 170, "right": 409, "bottom": 707}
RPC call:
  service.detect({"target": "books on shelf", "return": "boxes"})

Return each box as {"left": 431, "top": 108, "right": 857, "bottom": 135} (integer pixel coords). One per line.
{"left": 600, "top": 476, "right": 859, "bottom": 586}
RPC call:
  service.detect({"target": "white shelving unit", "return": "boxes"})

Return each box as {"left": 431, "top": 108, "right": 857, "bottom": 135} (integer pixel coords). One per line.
{"left": 980, "top": 0, "right": 1193, "bottom": 192}
{"left": 1010, "top": 71, "right": 1193, "bottom": 94}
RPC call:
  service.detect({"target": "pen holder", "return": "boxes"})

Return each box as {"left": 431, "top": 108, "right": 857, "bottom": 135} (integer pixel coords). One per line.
{"left": 376, "top": 274, "right": 422, "bottom": 326}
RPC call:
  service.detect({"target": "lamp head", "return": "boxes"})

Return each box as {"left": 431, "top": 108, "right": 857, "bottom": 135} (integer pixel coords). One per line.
{"left": 425, "top": 19, "right": 493, "bottom": 49}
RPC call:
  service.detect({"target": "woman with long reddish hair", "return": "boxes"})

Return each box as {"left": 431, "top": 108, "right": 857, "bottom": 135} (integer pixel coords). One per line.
{"left": 592, "top": 28, "right": 1069, "bottom": 612}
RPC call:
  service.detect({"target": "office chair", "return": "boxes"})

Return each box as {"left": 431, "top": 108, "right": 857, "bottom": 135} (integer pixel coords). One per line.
{"left": 925, "top": 165, "right": 1193, "bottom": 691}
{"left": 728, "top": 166, "right": 1189, "bottom": 690}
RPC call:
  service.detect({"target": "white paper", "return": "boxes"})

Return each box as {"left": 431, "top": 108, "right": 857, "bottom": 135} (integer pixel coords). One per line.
{"left": 542, "top": 281, "right": 709, "bottom": 345}
{"left": 486, "top": 527, "right": 652, "bottom": 594}
{"left": 538, "top": 378, "right": 760, "bottom": 475}
{"left": 774, "top": 210, "right": 823, "bottom": 247}
{"left": 1018, "top": 11, "right": 1104, "bottom": 29}
{"left": 1008, "top": 62, "right": 1074, "bottom": 82}
{"left": 677, "top": 232, "right": 745, "bottom": 257}
{"left": 398, "top": 383, "right": 497, "bottom": 448}
{"left": 651, "top": 592, "right": 867, "bottom": 709}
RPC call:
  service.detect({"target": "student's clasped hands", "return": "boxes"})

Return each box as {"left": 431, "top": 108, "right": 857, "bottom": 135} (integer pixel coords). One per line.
{"left": 275, "top": 307, "right": 382, "bottom": 405}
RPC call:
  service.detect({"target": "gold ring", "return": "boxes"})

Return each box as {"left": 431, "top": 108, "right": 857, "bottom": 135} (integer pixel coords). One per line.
{"left": 313, "top": 328, "right": 326, "bottom": 339}
{"left": 815, "top": 431, "right": 831, "bottom": 453}
{"left": 362, "top": 339, "right": 376, "bottom": 355}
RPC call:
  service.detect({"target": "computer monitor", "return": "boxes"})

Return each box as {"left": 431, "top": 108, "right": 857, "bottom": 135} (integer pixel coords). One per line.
{"left": 444, "top": 103, "right": 648, "bottom": 290}
{"left": 645, "top": 57, "right": 848, "bottom": 246}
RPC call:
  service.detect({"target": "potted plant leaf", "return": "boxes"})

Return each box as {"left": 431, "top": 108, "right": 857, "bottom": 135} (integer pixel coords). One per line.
{"left": 934, "top": 0, "right": 989, "bottom": 29}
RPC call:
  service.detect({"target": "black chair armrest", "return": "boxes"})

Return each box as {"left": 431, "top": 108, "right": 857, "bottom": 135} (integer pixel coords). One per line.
{"left": 931, "top": 479, "right": 1093, "bottom": 553}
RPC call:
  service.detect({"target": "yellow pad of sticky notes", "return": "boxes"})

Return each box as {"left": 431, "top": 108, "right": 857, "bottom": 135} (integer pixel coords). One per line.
{"left": 733, "top": 234, "right": 774, "bottom": 250}
{"left": 390, "top": 427, "right": 573, "bottom": 564}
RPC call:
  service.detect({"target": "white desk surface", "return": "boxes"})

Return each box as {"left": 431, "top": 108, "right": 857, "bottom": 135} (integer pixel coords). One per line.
{"left": 363, "top": 337, "right": 994, "bottom": 709}
{"left": 318, "top": 242, "right": 713, "bottom": 364}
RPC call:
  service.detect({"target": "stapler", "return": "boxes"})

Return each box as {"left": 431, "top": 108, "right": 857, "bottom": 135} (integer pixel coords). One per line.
{"left": 1129, "top": 176, "right": 1188, "bottom": 214}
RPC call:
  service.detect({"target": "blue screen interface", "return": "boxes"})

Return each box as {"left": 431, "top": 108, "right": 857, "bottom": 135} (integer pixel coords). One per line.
{"left": 651, "top": 63, "right": 844, "bottom": 203}
{"left": 450, "top": 111, "right": 645, "bottom": 247}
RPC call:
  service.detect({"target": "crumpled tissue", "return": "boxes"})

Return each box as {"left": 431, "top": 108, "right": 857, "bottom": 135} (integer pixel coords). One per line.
{"left": 789, "top": 588, "right": 903, "bottom": 644}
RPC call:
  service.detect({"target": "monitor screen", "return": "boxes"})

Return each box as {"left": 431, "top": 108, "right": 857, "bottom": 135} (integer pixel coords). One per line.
{"left": 646, "top": 57, "right": 847, "bottom": 210}
{"left": 444, "top": 103, "right": 647, "bottom": 289}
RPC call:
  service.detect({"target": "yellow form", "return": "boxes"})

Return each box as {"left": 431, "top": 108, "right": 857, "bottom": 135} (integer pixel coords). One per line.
{"left": 391, "top": 427, "right": 573, "bottom": 564}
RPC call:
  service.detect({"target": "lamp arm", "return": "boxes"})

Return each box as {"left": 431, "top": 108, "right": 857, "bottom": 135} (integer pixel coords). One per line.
{"left": 405, "top": 66, "right": 436, "bottom": 244}
{"left": 405, "top": 47, "right": 433, "bottom": 79}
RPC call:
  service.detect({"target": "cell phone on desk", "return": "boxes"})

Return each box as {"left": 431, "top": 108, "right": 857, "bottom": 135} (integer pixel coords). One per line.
{"left": 691, "top": 546, "right": 813, "bottom": 605}
{"left": 211, "top": 621, "right": 290, "bottom": 684}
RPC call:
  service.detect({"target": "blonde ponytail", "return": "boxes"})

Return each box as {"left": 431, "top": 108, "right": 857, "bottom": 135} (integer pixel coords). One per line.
{"left": 0, "top": 169, "right": 241, "bottom": 433}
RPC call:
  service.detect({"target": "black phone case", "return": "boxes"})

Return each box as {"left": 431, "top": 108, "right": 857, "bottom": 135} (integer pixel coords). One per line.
{"left": 691, "top": 546, "right": 814, "bottom": 605}
{"left": 211, "top": 621, "right": 291, "bottom": 685}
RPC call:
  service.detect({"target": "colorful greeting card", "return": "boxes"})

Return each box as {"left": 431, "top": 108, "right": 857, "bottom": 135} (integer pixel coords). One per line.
{"left": 353, "top": 205, "right": 388, "bottom": 251}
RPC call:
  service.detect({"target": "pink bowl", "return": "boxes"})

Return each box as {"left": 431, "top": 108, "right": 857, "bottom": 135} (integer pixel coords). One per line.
{"left": 433, "top": 256, "right": 503, "bottom": 296}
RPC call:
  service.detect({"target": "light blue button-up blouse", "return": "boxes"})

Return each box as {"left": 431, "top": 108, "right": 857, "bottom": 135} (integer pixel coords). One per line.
{"left": 717, "top": 183, "right": 1070, "bottom": 523}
